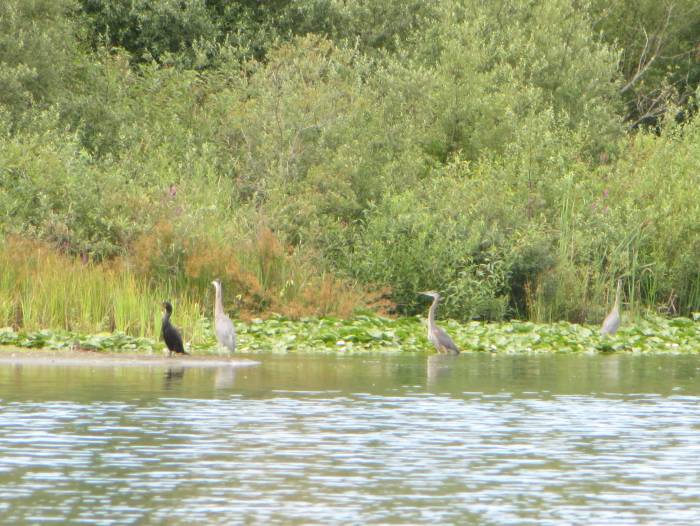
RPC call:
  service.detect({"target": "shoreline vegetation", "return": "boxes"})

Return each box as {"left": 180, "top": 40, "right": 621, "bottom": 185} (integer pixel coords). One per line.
{"left": 1, "top": 1, "right": 700, "bottom": 340}
{"left": 2, "top": 314, "right": 700, "bottom": 355}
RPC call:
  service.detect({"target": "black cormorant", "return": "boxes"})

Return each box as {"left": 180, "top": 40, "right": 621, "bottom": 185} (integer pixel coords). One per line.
{"left": 161, "top": 301, "right": 187, "bottom": 356}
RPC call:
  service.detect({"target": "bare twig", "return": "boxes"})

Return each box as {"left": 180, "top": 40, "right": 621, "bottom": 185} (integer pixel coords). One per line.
{"left": 619, "top": 4, "right": 673, "bottom": 94}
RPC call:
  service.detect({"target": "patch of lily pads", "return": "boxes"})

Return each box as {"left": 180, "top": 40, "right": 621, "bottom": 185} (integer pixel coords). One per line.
{"left": 0, "top": 313, "right": 699, "bottom": 355}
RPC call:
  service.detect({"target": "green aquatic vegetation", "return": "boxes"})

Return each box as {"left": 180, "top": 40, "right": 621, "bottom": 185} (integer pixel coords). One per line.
{"left": 0, "top": 328, "right": 157, "bottom": 353}
{"left": 1, "top": 314, "right": 700, "bottom": 355}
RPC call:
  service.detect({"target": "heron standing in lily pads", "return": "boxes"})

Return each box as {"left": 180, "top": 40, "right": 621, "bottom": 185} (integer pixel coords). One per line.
{"left": 600, "top": 279, "right": 623, "bottom": 336}
{"left": 419, "top": 291, "right": 460, "bottom": 354}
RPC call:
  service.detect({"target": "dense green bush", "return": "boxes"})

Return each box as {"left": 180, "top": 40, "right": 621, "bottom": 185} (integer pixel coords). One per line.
{"left": 0, "top": 0, "right": 87, "bottom": 124}
{"left": 1, "top": 0, "right": 699, "bottom": 325}
{"left": 0, "top": 111, "right": 146, "bottom": 258}
{"left": 590, "top": 0, "right": 700, "bottom": 127}
{"left": 395, "top": 0, "right": 623, "bottom": 161}
{"left": 77, "top": 0, "right": 438, "bottom": 68}
{"left": 78, "top": 0, "right": 278, "bottom": 67}
{"left": 346, "top": 179, "right": 514, "bottom": 320}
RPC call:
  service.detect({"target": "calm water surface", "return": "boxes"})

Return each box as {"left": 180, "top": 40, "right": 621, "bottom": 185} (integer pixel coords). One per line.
{"left": 1, "top": 352, "right": 700, "bottom": 525}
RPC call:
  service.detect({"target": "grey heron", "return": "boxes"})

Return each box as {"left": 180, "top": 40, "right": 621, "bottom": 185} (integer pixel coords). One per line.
{"left": 161, "top": 301, "right": 188, "bottom": 356}
{"left": 600, "top": 279, "right": 623, "bottom": 336}
{"left": 419, "top": 291, "right": 460, "bottom": 354}
{"left": 212, "top": 279, "right": 237, "bottom": 353}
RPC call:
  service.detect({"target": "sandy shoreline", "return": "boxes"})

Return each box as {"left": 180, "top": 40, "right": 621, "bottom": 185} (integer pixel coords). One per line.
{"left": 0, "top": 347, "right": 260, "bottom": 368}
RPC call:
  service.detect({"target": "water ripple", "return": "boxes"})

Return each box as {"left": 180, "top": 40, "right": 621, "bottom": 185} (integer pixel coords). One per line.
{"left": 1, "top": 355, "right": 700, "bottom": 524}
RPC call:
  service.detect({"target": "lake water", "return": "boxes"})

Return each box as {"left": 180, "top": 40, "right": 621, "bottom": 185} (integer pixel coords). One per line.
{"left": 1, "top": 352, "right": 700, "bottom": 525}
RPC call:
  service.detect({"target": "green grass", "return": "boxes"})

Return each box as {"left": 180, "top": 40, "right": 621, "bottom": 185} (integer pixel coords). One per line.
{"left": 0, "top": 239, "right": 204, "bottom": 341}
{"left": 2, "top": 314, "right": 699, "bottom": 355}
{"left": 0, "top": 234, "right": 367, "bottom": 341}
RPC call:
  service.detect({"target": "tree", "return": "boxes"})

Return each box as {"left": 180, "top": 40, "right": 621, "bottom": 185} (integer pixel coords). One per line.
{"left": 591, "top": 0, "right": 700, "bottom": 127}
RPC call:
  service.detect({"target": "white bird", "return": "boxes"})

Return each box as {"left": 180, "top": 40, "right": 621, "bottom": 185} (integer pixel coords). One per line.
{"left": 211, "top": 279, "right": 236, "bottom": 352}
{"left": 600, "top": 279, "right": 623, "bottom": 336}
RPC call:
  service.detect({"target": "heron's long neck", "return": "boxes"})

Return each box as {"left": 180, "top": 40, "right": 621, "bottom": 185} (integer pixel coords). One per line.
{"left": 613, "top": 282, "right": 622, "bottom": 311}
{"left": 214, "top": 286, "right": 225, "bottom": 318}
{"left": 428, "top": 297, "right": 438, "bottom": 329}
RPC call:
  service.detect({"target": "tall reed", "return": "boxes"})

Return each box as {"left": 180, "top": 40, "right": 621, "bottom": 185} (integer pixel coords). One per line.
{"left": 0, "top": 237, "right": 203, "bottom": 341}
{"left": 0, "top": 232, "right": 368, "bottom": 340}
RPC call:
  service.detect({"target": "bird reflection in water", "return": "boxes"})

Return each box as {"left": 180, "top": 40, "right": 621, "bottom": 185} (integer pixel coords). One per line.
{"left": 601, "top": 353, "right": 621, "bottom": 387}
{"left": 427, "top": 354, "right": 460, "bottom": 386}
{"left": 214, "top": 366, "right": 236, "bottom": 390}
{"left": 163, "top": 366, "right": 185, "bottom": 389}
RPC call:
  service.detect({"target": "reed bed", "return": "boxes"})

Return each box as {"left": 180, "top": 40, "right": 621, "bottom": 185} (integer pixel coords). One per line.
{"left": 0, "top": 238, "right": 202, "bottom": 341}
{"left": 0, "top": 234, "right": 369, "bottom": 343}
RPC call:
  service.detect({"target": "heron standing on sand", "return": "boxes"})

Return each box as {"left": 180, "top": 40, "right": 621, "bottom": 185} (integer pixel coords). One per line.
{"left": 419, "top": 291, "right": 460, "bottom": 354}
{"left": 212, "top": 279, "right": 236, "bottom": 353}
{"left": 161, "top": 301, "right": 188, "bottom": 356}
{"left": 600, "top": 279, "right": 623, "bottom": 336}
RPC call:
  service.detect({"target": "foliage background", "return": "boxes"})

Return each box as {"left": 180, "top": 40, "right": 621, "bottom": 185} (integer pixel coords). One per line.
{"left": 1, "top": 0, "right": 699, "bottom": 335}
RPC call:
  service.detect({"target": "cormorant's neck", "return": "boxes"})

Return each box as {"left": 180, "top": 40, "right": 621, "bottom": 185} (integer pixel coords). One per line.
{"left": 162, "top": 311, "right": 171, "bottom": 323}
